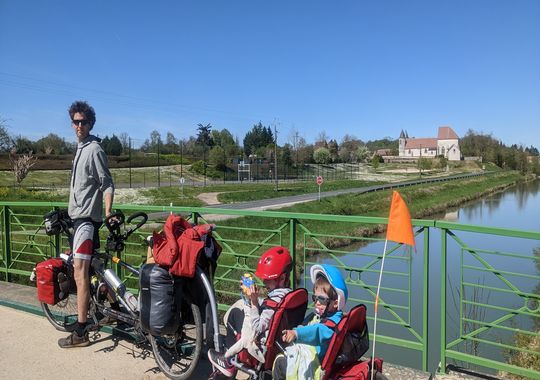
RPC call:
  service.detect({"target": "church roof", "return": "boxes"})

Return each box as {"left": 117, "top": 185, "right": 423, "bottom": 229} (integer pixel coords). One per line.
{"left": 404, "top": 138, "right": 437, "bottom": 149}
{"left": 438, "top": 126, "right": 459, "bottom": 139}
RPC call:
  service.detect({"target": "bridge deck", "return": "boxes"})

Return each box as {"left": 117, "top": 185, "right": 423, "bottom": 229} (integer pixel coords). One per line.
{"left": 0, "top": 282, "right": 492, "bottom": 380}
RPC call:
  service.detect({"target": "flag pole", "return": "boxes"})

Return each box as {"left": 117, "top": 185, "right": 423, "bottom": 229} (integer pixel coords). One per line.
{"left": 371, "top": 238, "right": 388, "bottom": 380}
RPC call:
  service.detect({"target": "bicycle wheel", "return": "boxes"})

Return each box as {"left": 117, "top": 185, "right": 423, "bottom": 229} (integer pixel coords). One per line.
{"left": 150, "top": 302, "right": 203, "bottom": 380}
{"left": 41, "top": 292, "right": 79, "bottom": 332}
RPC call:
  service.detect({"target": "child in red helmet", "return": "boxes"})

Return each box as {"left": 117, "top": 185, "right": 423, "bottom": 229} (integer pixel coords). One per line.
{"left": 208, "top": 246, "right": 293, "bottom": 378}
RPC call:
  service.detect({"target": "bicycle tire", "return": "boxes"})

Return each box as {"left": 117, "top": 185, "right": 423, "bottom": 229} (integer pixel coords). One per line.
{"left": 41, "top": 292, "right": 79, "bottom": 332}
{"left": 150, "top": 302, "right": 203, "bottom": 380}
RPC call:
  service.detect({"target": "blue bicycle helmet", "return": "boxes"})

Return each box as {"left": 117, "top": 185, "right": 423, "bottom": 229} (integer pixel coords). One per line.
{"left": 310, "top": 264, "right": 348, "bottom": 311}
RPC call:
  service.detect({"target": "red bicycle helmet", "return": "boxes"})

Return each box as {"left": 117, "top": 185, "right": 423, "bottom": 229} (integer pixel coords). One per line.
{"left": 254, "top": 246, "right": 293, "bottom": 280}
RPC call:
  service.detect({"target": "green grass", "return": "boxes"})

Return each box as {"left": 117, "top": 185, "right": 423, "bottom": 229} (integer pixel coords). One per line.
{"left": 218, "top": 180, "right": 386, "bottom": 202}
{"left": 0, "top": 186, "right": 65, "bottom": 202}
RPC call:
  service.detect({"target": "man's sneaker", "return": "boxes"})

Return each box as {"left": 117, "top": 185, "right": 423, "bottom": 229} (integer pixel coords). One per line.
{"left": 207, "top": 349, "right": 236, "bottom": 378}
{"left": 58, "top": 330, "right": 90, "bottom": 348}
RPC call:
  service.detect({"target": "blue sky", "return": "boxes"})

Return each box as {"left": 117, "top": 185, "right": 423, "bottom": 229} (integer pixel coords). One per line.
{"left": 1, "top": 1, "right": 539, "bottom": 150}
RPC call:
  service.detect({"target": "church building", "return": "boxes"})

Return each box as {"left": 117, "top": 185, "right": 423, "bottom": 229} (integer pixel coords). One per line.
{"left": 398, "top": 126, "right": 461, "bottom": 161}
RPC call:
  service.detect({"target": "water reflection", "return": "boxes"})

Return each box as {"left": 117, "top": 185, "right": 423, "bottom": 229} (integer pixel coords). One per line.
{"left": 436, "top": 179, "right": 540, "bottom": 230}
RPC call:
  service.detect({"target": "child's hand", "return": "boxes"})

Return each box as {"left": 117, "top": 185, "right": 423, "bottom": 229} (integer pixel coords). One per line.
{"left": 247, "top": 284, "right": 259, "bottom": 306}
{"left": 281, "top": 329, "right": 297, "bottom": 343}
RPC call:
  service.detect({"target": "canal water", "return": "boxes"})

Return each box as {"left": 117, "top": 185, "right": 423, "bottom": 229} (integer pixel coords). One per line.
{"left": 309, "top": 179, "right": 540, "bottom": 374}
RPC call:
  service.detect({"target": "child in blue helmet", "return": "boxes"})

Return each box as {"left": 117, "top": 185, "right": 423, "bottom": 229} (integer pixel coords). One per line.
{"left": 273, "top": 264, "right": 348, "bottom": 380}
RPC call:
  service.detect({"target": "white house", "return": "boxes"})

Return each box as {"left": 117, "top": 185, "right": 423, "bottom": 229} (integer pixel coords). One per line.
{"left": 398, "top": 126, "right": 461, "bottom": 161}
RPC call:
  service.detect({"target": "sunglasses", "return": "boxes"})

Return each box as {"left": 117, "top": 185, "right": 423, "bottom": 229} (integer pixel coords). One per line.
{"left": 72, "top": 119, "right": 89, "bottom": 126}
{"left": 312, "top": 294, "right": 332, "bottom": 305}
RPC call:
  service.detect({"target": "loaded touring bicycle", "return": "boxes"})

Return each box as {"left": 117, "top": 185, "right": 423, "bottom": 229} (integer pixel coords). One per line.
{"left": 35, "top": 209, "right": 222, "bottom": 380}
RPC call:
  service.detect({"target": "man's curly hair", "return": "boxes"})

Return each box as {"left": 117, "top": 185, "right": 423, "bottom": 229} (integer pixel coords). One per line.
{"left": 68, "top": 100, "right": 96, "bottom": 130}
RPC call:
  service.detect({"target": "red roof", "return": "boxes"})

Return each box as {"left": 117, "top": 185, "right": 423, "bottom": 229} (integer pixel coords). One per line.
{"left": 405, "top": 138, "right": 437, "bottom": 149}
{"left": 438, "top": 126, "right": 459, "bottom": 139}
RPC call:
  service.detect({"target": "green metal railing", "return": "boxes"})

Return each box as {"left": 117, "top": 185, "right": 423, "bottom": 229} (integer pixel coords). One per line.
{"left": 438, "top": 221, "right": 540, "bottom": 379}
{"left": 0, "top": 201, "right": 538, "bottom": 378}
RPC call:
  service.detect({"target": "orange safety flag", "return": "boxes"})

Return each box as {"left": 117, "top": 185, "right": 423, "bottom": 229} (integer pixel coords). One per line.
{"left": 386, "top": 191, "right": 415, "bottom": 246}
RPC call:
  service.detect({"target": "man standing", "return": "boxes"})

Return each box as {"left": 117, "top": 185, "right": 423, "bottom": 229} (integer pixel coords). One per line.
{"left": 58, "top": 100, "right": 115, "bottom": 348}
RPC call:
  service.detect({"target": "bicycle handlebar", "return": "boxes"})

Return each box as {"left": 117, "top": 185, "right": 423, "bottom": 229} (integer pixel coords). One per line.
{"left": 105, "top": 211, "right": 125, "bottom": 234}
{"left": 103, "top": 210, "right": 148, "bottom": 253}
{"left": 125, "top": 212, "right": 148, "bottom": 238}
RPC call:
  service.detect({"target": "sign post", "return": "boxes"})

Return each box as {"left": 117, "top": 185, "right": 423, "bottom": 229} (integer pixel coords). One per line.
{"left": 316, "top": 175, "right": 324, "bottom": 201}
{"left": 179, "top": 177, "right": 185, "bottom": 197}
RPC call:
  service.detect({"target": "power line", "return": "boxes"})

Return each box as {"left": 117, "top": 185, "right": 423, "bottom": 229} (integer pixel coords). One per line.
{"left": 0, "top": 71, "right": 285, "bottom": 126}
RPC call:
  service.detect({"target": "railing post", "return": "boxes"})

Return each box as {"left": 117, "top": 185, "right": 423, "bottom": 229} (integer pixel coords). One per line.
{"left": 422, "top": 227, "right": 430, "bottom": 371}
{"left": 191, "top": 211, "right": 199, "bottom": 225}
{"left": 439, "top": 228, "right": 447, "bottom": 373}
{"left": 53, "top": 206, "right": 61, "bottom": 257}
{"left": 3, "top": 206, "right": 11, "bottom": 282}
{"left": 289, "top": 218, "right": 297, "bottom": 288}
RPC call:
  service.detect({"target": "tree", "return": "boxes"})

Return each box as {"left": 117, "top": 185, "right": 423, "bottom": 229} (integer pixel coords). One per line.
{"left": 14, "top": 136, "right": 35, "bottom": 154}
{"left": 328, "top": 139, "right": 339, "bottom": 162}
{"left": 118, "top": 132, "right": 129, "bottom": 154}
{"left": 281, "top": 144, "right": 294, "bottom": 168}
{"left": 313, "top": 147, "right": 331, "bottom": 164}
{"left": 211, "top": 128, "right": 239, "bottom": 161}
{"left": 314, "top": 131, "right": 328, "bottom": 149}
{"left": 197, "top": 123, "right": 214, "bottom": 147}
{"left": 296, "top": 137, "right": 314, "bottom": 164}
{"left": 0, "top": 119, "right": 13, "bottom": 152}
{"left": 418, "top": 157, "right": 432, "bottom": 172}
{"left": 365, "top": 137, "right": 398, "bottom": 153}
{"left": 163, "top": 132, "right": 178, "bottom": 154}
{"left": 356, "top": 145, "right": 370, "bottom": 163}
{"left": 208, "top": 146, "right": 226, "bottom": 170}
{"left": 371, "top": 155, "right": 381, "bottom": 169}
{"left": 35, "top": 133, "right": 72, "bottom": 154}
{"left": 525, "top": 145, "right": 539, "bottom": 156}
{"left": 141, "top": 130, "right": 163, "bottom": 152}
{"left": 10, "top": 151, "right": 37, "bottom": 185}
{"left": 243, "top": 122, "right": 273, "bottom": 157}
{"left": 107, "top": 135, "right": 123, "bottom": 156}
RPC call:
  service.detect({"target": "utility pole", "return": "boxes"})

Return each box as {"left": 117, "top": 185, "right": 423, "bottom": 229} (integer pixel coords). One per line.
{"left": 180, "top": 139, "right": 183, "bottom": 178}
{"left": 157, "top": 139, "right": 160, "bottom": 187}
{"left": 294, "top": 131, "right": 299, "bottom": 179}
{"left": 128, "top": 137, "right": 132, "bottom": 188}
{"left": 274, "top": 124, "right": 279, "bottom": 191}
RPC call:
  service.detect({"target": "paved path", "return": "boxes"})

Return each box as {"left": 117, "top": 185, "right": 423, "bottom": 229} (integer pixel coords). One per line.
{"left": 0, "top": 306, "right": 172, "bottom": 380}
{"left": 0, "top": 282, "right": 213, "bottom": 380}
{"left": 206, "top": 172, "right": 486, "bottom": 210}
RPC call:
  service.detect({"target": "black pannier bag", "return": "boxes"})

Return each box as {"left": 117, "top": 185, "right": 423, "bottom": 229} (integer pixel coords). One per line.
{"left": 139, "top": 263, "right": 181, "bottom": 336}
{"left": 335, "top": 324, "right": 369, "bottom": 366}
{"left": 44, "top": 209, "right": 72, "bottom": 236}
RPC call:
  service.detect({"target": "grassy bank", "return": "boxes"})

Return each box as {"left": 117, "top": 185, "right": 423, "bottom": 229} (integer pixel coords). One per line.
{"left": 211, "top": 171, "right": 525, "bottom": 257}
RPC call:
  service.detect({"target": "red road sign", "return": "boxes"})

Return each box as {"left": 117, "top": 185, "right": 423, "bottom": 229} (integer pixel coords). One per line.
{"left": 316, "top": 175, "right": 324, "bottom": 185}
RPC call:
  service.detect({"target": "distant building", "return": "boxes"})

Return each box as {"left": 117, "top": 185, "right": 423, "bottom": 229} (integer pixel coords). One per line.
{"left": 398, "top": 126, "right": 461, "bottom": 161}
{"left": 374, "top": 149, "right": 393, "bottom": 156}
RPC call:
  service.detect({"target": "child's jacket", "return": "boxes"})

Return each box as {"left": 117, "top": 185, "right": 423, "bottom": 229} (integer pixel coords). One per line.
{"left": 293, "top": 310, "right": 343, "bottom": 360}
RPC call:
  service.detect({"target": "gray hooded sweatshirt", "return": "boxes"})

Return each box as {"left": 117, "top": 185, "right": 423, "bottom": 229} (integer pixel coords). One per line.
{"left": 68, "top": 135, "right": 114, "bottom": 222}
{"left": 249, "top": 287, "right": 292, "bottom": 337}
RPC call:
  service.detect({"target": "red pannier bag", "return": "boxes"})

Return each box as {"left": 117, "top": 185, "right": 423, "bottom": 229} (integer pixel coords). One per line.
{"left": 36, "top": 258, "right": 70, "bottom": 305}
{"left": 152, "top": 214, "right": 215, "bottom": 278}
{"left": 151, "top": 215, "right": 192, "bottom": 267}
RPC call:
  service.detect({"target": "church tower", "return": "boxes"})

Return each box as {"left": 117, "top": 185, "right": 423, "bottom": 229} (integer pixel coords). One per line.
{"left": 399, "top": 129, "right": 407, "bottom": 156}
